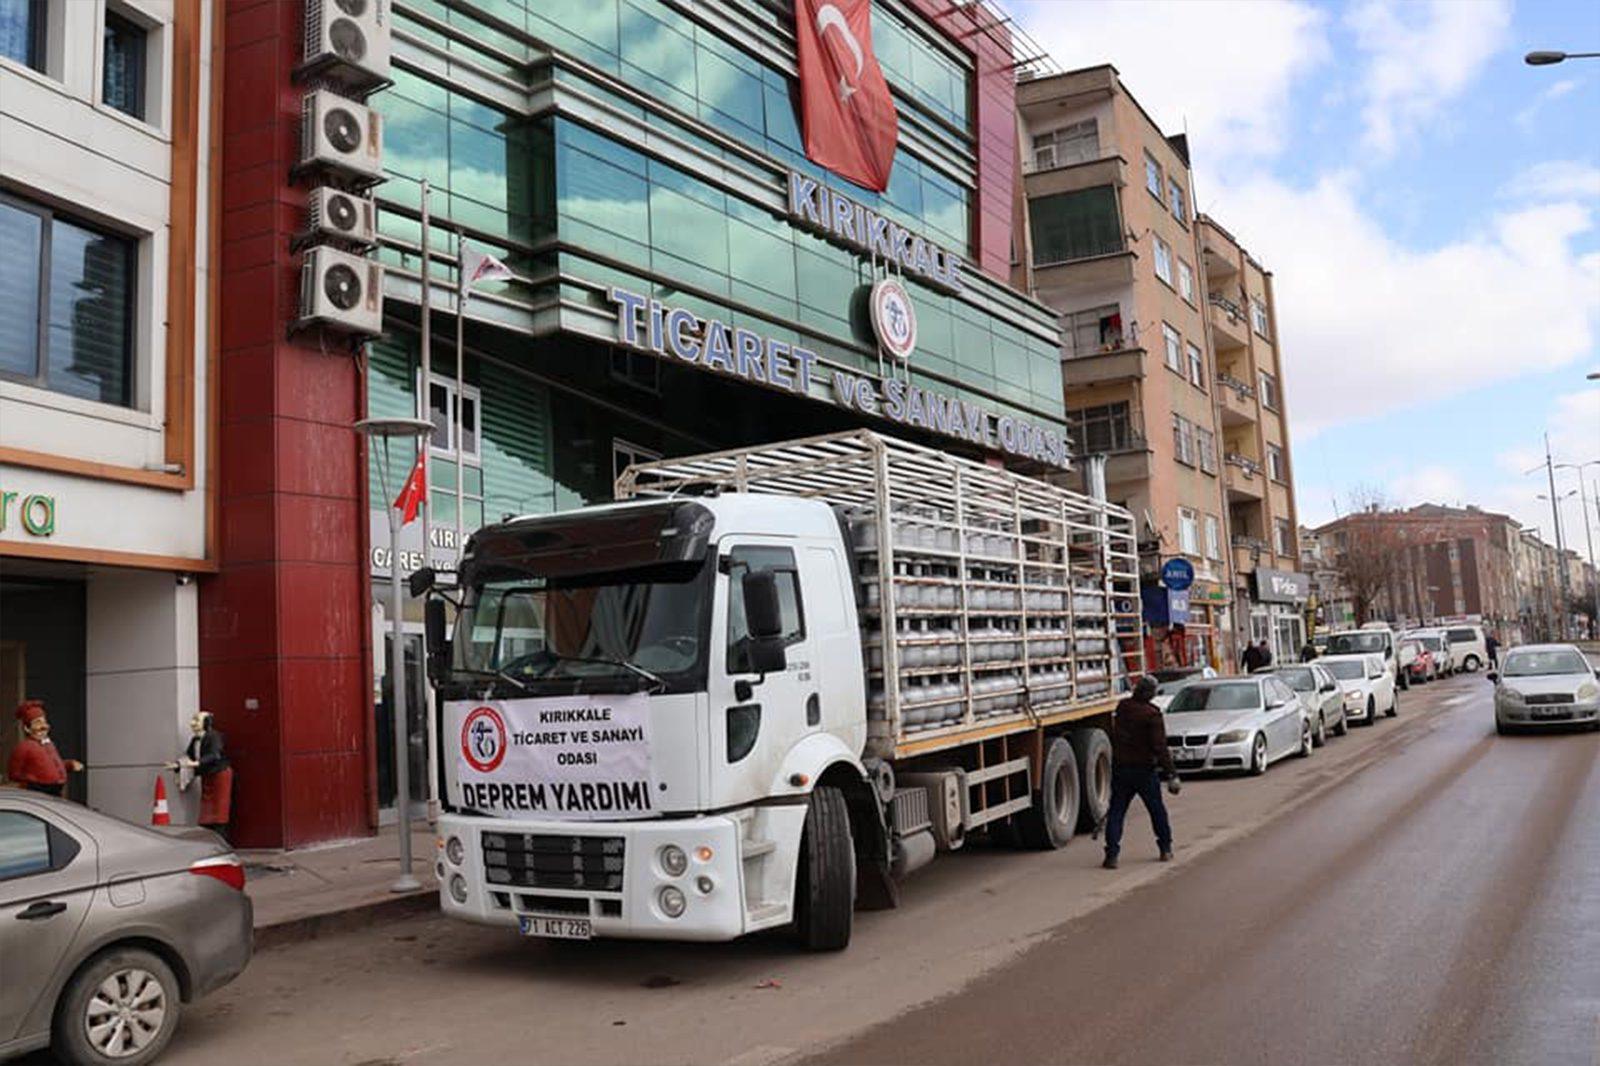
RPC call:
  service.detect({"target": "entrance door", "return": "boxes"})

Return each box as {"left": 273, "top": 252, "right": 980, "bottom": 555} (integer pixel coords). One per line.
{"left": 376, "top": 631, "right": 428, "bottom": 820}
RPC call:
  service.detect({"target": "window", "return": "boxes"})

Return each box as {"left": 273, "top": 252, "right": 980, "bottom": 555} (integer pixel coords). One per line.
{"left": 0, "top": 194, "right": 137, "bottom": 407}
{"left": 1250, "top": 297, "right": 1271, "bottom": 338}
{"left": 1144, "top": 153, "right": 1162, "bottom": 197}
{"left": 1274, "top": 518, "right": 1293, "bottom": 557}
{"left": 426, "top": 375, "right": 480, "bottom": 460}
{"left": 103, "top": 9, "right": 147, "bottom": 120}
{"left": 1172, "top": 414, "right": 1196, "bottom": 466}
{"left": 1196, "top": 427, "right": 1217, "bottom": 474}
{"left": 1063, "top": 304, "right": 1126, "bottom": 357}
{"left": 1152, "top": 235, "right": 1173, "bottom": 285}
{"left": 1204, "top": 514, "right": 1222, "bottom": 560}
{"left": 612, "top": 437, "right": 660, "bottom": 485}
{"left": 1162, "top": 322, "right": 1182, "bottom": 371}
{"left": 1068, "top": 402, "right": 1137, "bottom": 453}
{"left": 609, "top": 347, "right": 660, "bottom": 393}
{"left": 1177, "top": 259, "right": 1195, "bottom": 304}
{"left": 1186, "top": 341, "right": 1205, "bottom": 389}
{"left": 1168, "top": 178, "right": 1186, "bottom": 222}
{"left": 1032, "top": 119, "right": 1099, "bottom": 169}
{"left": 0, "top": 811, "right": 76, "bottom": 881}
{"left": 0, "top": 0, "right": 45, "bottom": 71}
{"left": 1267, "top": 443, "right": 1286, "bottom": 482}
{"left": 1029, "top": 187, "right": 1123, "bottom": 265}
{"left": 1178, "top": 507, "right": 1199, "bottom": 555}
{"left": 1258, "top": 372, "right": 1280, "bottom": 411}
{"left": 725, "top": 545, "right": 805, "bottom": 673}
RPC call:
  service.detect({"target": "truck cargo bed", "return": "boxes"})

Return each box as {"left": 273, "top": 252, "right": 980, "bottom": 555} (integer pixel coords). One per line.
{"left": 618, "top": 431, "right": 1143, "bottom": 760}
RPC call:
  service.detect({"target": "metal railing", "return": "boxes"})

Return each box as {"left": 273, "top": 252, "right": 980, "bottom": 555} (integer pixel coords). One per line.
{"left": 1034, "top": 235, "right": 1127, "bottom": 269}
{"left": 1225, "top": 452, "right": 1262, "bottom": 476}
{"left": 1208, "top": 292, "right": 1244, "bottom": 320}
{"left": 1216, "top": 372, "right": 1255, "bottom": 398}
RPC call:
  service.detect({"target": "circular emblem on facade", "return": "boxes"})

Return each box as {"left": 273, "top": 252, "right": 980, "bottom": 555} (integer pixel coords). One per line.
{"left": 869, "top": 278, "right": 917, "bottom": 362}
{"left": 460, "top": 705, "right": 508, "bottom": 773}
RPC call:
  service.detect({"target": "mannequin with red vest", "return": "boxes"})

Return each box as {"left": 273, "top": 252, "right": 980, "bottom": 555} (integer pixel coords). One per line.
{"left": 7, "top": 700, "right": 83, "bottom": 796}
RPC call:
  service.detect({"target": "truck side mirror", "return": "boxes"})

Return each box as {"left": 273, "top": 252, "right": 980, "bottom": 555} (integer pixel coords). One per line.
{"left": 424, "top": 597, "right": 451, "bottom": 683}
{"left": 409, "top": 566, "right": 437, "bottom": 599}
{"left": 740, "top": 570, "right": 788, "bottom": 678}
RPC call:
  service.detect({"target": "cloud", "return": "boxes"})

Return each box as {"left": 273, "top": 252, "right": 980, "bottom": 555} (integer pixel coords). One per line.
{"left": 1206, "top": 170, "right": 1600, "bottom": 440}
{"left": 1344, "top": 0, "right": 1512, "bottom": 153}
{"left": 1515, "top": 76, "right": 1581, "bottom": 129}
{"left": 1501, "top": 160, "right": 1600, "bottom": 202}
{"left": 1009, "top": 0, "right": 1330, "bottom": 167}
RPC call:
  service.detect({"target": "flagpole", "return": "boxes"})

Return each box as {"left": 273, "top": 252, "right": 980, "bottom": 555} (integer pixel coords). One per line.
{"left": 416, "top": 180, "right": 438, "bottom": 825}
{"left": 455, "top": 229, "right": 467, "bottom": 566}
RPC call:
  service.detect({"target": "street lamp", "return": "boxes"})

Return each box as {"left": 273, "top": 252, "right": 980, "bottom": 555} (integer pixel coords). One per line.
{"left": 355, "top": 416, "right": 435, "bottom": 893}
{"left": 1525, "top": 50, "right": 1600, "bottom": 65}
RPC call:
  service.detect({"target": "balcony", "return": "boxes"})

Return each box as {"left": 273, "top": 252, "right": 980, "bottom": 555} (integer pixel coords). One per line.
{"left": 1033, "top": 246, "right": 1137, "bottom": 295}
{"left": 1208, "top": 293, "right": 1249, "bottom": 351}
{"left": 1217, "top": 373, "right": 1257, "bottom": 426}
{"left": 1225, "top": 452, "right": 1265, "bottom": 501}
{"left": 1023, "top": 147, "right": 1127, "bottom": 198}
{"left": 1232, "top": 537, "right": 1268, "bottom": 576}
{"left": 1102, "top": 436, "right": 1154, "bottom": 486}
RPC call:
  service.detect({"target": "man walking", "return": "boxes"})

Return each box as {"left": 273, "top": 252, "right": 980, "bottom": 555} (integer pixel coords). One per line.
{"left": 1103, "top": 676, "right": 1178, "bottom": 869}
{"left": 1485, "top": 632, "right": 1500, "bottom": 669}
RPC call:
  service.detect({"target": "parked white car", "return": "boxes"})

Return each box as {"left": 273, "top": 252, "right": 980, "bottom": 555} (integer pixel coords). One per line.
{"left": 1163, "top": 676, "right": 1313, "bottom": 775}
{"left": 1324, "top": 629, "right": 1407, "bottom": 690}
{"left": 1444, "top": 624, "right": 1489, "bottom": 672}
{"left": 1490, "top": 643, "right": 1600, "bottom": 733}
{"left": 1318, "top": 653, "right": 1398, "bottom": 725}
{"left": 1263, "top": 663, "right": 1348, "bottom": 743}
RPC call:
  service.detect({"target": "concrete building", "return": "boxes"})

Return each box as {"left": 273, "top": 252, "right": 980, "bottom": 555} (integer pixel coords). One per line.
{"left": 1, "top": 0, "right": 218, "bottom": 824}
{"left": 1195, "top": 216, "right": 1306, "bottom": 659}
{"left": 204, "top": 0, "right": 1069, "bottom": 846}
{"left": 1013, "top": 66, "right": 1309, "bottom": 668}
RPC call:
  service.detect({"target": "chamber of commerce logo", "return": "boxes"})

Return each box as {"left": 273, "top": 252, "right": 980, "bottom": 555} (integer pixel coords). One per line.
{"left": 869, "top": 278, "right": 917, "bottom": 362}
{"left": 460, "top": 705, "right": 508, "bottom": 773}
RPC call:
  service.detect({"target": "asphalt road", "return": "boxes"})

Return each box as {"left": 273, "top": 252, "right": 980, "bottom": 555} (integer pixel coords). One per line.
{"left": 114, "top": 669, "right": 1594, "bottom": 1066}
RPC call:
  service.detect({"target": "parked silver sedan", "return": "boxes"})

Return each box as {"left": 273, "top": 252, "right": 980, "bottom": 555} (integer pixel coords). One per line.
{"left": 1490, "top": 643, "right": 1600, "bottom": 733}
{"left": 0, "top": 791, "right": 252, "bottom": 1065}
{"left": 1262, "top": 662, "right": 1349, "bottom": 744}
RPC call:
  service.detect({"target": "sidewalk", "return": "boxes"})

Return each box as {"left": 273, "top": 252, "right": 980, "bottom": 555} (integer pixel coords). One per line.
{"left": 241, "top": 823, "right": 439, "bottom": 949}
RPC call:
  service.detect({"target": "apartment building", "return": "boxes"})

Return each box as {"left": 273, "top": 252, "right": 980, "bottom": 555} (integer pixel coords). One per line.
{"left": 1014, "top": 66, "right": 1236, "bottom": 668}
{"left": 1196, "top": 217, "right": 1306, "bottom": 657}
{"left": 1, "top": 0, "right": 218, "bottom": 823}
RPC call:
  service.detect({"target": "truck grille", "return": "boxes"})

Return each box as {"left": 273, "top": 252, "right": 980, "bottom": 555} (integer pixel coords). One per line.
{"left": 481, "top": 832, "right": 625, "bottom": 892}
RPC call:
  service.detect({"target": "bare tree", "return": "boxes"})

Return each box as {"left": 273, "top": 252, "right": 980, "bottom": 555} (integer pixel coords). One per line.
{"left": 1331, "top": 487, "right": 1404, "bottom": 626}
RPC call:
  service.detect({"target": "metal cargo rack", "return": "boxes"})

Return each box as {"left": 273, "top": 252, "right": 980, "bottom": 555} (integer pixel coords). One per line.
{"left": 618, "top": 430, "right": 1144, "bottom": 760}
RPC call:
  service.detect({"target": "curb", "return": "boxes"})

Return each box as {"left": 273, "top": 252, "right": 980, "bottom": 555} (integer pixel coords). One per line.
{"left": 252, "top": 888, "right": 439, "bottom": 952}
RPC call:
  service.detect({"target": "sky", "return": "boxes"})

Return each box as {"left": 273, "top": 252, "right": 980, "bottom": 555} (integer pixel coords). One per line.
{"left": 1009, "top": 0, "right": 1600, "bottom": 551}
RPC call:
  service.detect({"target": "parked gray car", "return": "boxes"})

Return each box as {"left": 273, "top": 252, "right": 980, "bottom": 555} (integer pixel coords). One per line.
{"left": 1490, "top": 643, "right": 1600, "bottom": 733}
{"left": 1263, "top": 662, "right": 1349, "bottom": 743}
{"left": 0, "top": 791, "right": 252, "bottom": 1065}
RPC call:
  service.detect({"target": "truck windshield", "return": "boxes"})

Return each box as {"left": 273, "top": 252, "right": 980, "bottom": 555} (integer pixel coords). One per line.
{"left": 452, "top": 559, "right": 711, "bottom": 693}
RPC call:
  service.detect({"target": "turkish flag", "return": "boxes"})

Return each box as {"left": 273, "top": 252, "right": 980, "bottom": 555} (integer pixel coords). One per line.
{"left": 795, "top": 0, "right": 898, "bottom": 192}
{"left": 393, "top": 448, "right": 426, "bottom": 526}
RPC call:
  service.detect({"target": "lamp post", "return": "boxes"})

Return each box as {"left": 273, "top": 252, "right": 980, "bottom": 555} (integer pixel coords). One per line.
{"left": 355, "top": 416, "right": 435, "bottom": 893}
{"left": 1555, "top": 460, "right": 1600, "bottom": 639}
{"left": 1525, "top": 50, "right": 1600, "bottom": 65}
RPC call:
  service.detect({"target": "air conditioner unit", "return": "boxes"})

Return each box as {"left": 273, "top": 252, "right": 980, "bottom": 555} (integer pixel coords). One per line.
{"left": 301, "top": 90, "right": 382, "bottom": 182}
{"left": 300, "top": 246, "right": 383, "bottom": 336}
{"left": 307, "top": 187, "right": 377, "bottom": 247}
{"left": 303, "top": 0, "right": 390, "bottom": 89}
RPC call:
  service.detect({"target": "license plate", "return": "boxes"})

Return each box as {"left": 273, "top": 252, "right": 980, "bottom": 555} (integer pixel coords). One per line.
{"left": 1533, "top": 708, "right": 1568, "bottom": 719}
{"left": 1175, "top": 750, "right": 1205, "bottom": 764}
{"left": 519, "top": 915, "right": 593, "bottom": 940}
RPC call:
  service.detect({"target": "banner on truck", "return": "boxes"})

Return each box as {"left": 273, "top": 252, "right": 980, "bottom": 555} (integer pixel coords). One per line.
{"left": 444, "top": 695, "right": 657, "bottom": 820}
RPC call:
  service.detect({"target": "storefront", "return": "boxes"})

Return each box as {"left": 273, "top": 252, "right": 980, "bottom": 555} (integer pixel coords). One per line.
{"left": 343, "top": 1, "right": 1064, "bottom": 833}
{"left": 1248, "top": 567, "right": 1312, "bottom": 665}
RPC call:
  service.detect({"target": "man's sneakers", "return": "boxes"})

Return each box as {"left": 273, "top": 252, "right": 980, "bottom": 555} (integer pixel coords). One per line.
{"left": 1159, "top": 848, "right": 1174, "bottom": 862}
{"left": 1102, "top": 855, "right": 1119, "bottom": 869}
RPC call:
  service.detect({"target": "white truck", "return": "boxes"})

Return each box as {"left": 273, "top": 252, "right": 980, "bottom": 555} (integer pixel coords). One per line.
{"left": 415, "top": 430, "right": 1142, "bottom": 949}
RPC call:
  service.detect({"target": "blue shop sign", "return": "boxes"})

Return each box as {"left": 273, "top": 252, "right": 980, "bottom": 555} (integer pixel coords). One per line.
{"left": 1161, "top": 557, "right": 1195, "bottom": 591}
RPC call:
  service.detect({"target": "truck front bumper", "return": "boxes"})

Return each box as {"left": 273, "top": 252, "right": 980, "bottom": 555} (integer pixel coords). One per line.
{"left": 434, "top": 813, "right": 751, "bottom": 942}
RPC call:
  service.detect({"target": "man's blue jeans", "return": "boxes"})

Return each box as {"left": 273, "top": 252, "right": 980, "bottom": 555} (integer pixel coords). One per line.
{"left": 1103, "top": 765, "right": 1172, "bottom": 858}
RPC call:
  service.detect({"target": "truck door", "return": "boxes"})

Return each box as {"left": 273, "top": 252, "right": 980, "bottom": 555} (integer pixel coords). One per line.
{"left": 709, "top": 543, "right": 817, "bottom": 808}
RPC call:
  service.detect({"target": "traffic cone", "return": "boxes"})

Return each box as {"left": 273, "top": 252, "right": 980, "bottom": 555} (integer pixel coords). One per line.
{"left": 151, "top": 775, "right": 171, "bottom": 826}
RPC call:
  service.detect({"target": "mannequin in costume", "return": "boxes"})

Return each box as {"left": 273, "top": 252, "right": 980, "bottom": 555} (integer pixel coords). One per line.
{"left": 7, "top": 700, "right": 84, "bottom": 796}
{"left": 175, "top": 711, "right": 234, "bottom": 840}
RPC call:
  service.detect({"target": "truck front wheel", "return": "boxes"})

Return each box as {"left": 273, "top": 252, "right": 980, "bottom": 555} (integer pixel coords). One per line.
{"left": 1016, "top": 737, "right": 1080, "bottom": 850}
{"left": 794, "top": 785, "right": 855, "bottom": 951}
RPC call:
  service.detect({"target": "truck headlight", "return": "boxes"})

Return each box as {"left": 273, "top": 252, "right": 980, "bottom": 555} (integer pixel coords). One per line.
{"left": 659, "top": 845, "right": 688, "bottom": 877}
{"left": 448, "top": 874, "right": 469, "bottom": 904}
{"left": 445, "top": 836, "right": 465, "bottom": 866}
{"left": 659, "top": 885, "right": 687, "bottom": 918}
{"left": 1214, "top": 730, "right": 1249, "bottom": 744}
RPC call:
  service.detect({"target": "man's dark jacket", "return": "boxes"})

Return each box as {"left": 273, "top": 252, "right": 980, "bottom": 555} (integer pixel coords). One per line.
{"left": 1111, "top": 696, "right": 1176, "bottom": 776}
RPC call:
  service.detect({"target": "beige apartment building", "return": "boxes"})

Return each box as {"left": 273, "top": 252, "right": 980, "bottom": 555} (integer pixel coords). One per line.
{"left": 1013, "top": 65, "right": 1309, "bottom": 669}
{"left": 1197, "top": 216, "right": 1307, "bottom": 657}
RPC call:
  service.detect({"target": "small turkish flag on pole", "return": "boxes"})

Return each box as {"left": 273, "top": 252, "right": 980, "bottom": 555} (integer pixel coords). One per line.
{"left": 393, "top": 447, "right": 426, "bottom": 527}
{"left": 795, "top": 0, "right": 899, "bottom": 192}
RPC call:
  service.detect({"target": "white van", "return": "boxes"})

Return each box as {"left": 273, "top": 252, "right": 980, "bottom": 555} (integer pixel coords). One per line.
{"left": 1323, "top": 628, "right": 1408, "bottom": 689}
{"left": 1444, "top": 624, "right": 1489, "bottom": 671}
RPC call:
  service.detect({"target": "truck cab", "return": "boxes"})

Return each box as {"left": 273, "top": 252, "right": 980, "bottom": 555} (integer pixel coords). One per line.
{"left": 429, "top": 494, "right": 877, "bottom": 945}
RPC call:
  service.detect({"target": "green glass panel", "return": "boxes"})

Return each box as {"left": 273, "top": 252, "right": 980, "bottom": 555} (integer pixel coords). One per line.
{"left": 1029, "top": 187, "right": 1122, "bottom": 265}
{"left": 727, "top": 217, "right": 795, "bottom": 297}
{"left": 696, "top": 41, "right": 764, "bottom": 134}
{"left": 383, "top": 95, "right": 450, "bottom": 187}
{"left": 529, "top": 0, "right": 620, "bottom": 73}
{"left": 557, "top": 145, "right": 649, "bottom": 240}
{"left": 648, "top": 185, "right": 729, "bottom": 274}
{"left": 619, "top": 1, "right": 695, "bottom": 106}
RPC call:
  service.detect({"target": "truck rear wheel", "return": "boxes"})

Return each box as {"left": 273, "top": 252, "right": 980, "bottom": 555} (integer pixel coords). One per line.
{"left": 794, "top": 785, "right": 855, "bottom": 951}
{"left": 1016, "top": 737, "right": 1080, "bottom": 850}
{"left": 1069, "top": 727, "right": 1112, "bottom": 833}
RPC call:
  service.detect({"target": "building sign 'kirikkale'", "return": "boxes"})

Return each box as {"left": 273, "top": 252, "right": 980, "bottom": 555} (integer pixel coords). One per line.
{"left": 787, "top": 172, "right": 965, "bottom": 294}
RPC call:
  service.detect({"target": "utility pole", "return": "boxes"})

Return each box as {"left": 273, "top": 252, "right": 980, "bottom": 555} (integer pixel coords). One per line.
{"left": 1543, "top": 434, "right": 1571, "bottom": 639}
